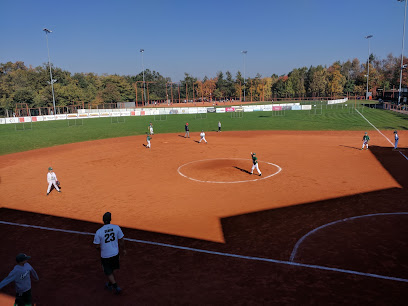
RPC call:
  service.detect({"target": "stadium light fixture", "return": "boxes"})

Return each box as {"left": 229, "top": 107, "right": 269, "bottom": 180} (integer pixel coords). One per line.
{"left": 43, "top": 28, "right": 56, "bottom": 115}
{"left": 398, "top": 0, "right": 407, "bottom": 105}
{"left": 365, "top": 35, "right": 373, "bottom": 100}
{"left": 241, "top": 51, "right": 247, "bottom": 102}
{"left": 140, "top": 49, "right": 147, "bottom": 104}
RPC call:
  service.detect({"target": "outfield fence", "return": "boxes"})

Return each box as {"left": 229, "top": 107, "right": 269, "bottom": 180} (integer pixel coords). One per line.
{"left": 0, "top": 98, "right": 348, "bottom": 125}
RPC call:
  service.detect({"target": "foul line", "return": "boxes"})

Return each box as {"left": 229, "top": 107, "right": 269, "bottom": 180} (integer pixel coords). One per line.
{"left": 355, "top": 108, "right": 408, "bottom": 160}
{"left": 0, "top": 220, "right": 407, "bottom": 283}
{"left": 290, "top": 212, "right": 408, "bottom": 262}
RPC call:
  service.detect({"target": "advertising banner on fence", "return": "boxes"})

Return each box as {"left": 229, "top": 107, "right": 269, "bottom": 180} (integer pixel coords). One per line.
{"left": 216, "top": 108, "right": 226, "bottom": 113}
{"left": 292, "top": 105, "right": 301, "bottom": 110}
{"left": 169, "top": 109, "right": 179, "bottom": 114}
{"left": 207, "top": 107, "right": 216, "bottom": 113}
{"left": 263, "top": 105, "right": 273, "bottom": 111}
{"left": 272, "top": 106, "right": 282, "bottom": 111}
{"left": 67, "top": 114, "right": 78, "bottom": 119}
{"left": 179, "top": 108, "right": 189, "bottom": 114}
{"left": 78, "top": 113, "right": 89, "bottom": 118}
{"left": 43, "top": 115, "right": 56, "bottom": 121}
{"left": 88, "top": 113, "right": 100, "bottom": 118}
{"left": 188, "top": 108, "right": 198, "bottom": 114}
{"left": 197, "top": 107, "right": 207, "bottom": 114}
{"left": 55, "top": 115, "right": 67, "bottom": 120}
{"left": 225, "top": 107, "right": 235, "bottom": 112}
{"left": 282, "top": 105, "right": 292, "bottom": 110}
{"left": 302, "top": 105, "right": 312, "bottom": 110}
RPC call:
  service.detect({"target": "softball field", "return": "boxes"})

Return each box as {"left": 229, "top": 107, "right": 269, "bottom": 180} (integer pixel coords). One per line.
{"left": 0, "top": 130, "right": 407, "bottom": 305}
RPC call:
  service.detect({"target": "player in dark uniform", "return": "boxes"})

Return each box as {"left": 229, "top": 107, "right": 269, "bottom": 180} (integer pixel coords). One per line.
{"left": 250, "top": 152, "right": 262, "bottom": 176}
{"left": 0, "top": 253, "right": 39, "bottom": 306}
{"left": 184, "top": 123, "right": 190, "bottom": 138}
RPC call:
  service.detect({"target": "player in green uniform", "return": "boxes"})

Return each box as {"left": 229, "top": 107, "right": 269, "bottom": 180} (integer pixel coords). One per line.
{"left": 146, "top": 133, "right": 151, "bottom": 148}
{"left": 361, "top": 132, "right": 370, "bottom": 150}
{"left": 250, "top": 152, "right": 262, "bottom": 176}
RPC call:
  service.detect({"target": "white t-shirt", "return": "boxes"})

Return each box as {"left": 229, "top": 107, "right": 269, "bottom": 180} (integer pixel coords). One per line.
{"left": 47, "top": 172, "right": 57, "bottom": 182}
{"left": 93, "top": 224, "right": 124, "bottom": 258}
{"left": 200, "top": 132, "right": 205, "bottom": 138}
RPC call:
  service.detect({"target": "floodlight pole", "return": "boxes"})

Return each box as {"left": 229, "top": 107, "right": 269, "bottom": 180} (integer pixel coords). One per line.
{"left": 43, "top": 28, "right": 56, "bottom": 115}
{"left": 398, "top": 0, "right": 408, "bottom": 105}
{"left": 140, "top": 49, "right": 147, "bottom": 105}
{"left": 241, "top": 51, "right": 247, "bottom": 102}
{"left": 365, "top": 35, "right": 373, "bottom": 100}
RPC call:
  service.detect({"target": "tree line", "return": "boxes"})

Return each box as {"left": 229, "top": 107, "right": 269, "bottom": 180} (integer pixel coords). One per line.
{"left": 0, "top": 53, "right": 406, "bottom": 110}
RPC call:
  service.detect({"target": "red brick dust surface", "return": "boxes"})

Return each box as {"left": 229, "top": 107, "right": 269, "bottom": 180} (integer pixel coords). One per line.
{"left": 0, "top": 130, "right": 407, "bottom": 305}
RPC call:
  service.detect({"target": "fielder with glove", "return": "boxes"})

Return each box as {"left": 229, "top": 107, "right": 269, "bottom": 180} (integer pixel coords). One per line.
{"left": 250, "top": 152, "right": 262, "bottom": 176}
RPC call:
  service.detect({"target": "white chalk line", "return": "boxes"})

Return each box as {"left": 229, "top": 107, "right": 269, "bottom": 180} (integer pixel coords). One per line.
{"left": 355, "top": 108, "right": 407, "bottom": 160}
{"left": 177, "top": 158, "right": 282, "bottom": 183}
{"left": 0, "top": 220, "right": 407, "bottom": 283}
{"left": 290, "top": 212, "right": 408, "bottom": 262}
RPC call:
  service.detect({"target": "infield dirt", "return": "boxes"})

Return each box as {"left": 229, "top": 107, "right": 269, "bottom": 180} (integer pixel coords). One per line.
{"left": 0, "top": 130, "right": 404, "bottom": 242}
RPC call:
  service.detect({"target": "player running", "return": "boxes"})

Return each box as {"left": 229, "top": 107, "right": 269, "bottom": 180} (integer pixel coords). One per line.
{"left": 250, "top": 152, "right": 262, "bottom": 176}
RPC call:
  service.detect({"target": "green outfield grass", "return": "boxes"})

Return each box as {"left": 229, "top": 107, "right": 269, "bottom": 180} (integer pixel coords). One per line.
{"left": 0, "top": 105, "right": 406, "bottom": 156}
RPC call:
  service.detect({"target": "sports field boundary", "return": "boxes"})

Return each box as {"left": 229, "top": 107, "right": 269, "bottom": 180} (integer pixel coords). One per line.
{"left": 0, "top": 219, "right": 407, "bottom": 284}
{"left": 289, "top": 212, "right": 408, "bottom": 261}
{"left": 355, "top": 108, "right": 408, "bottom": 161}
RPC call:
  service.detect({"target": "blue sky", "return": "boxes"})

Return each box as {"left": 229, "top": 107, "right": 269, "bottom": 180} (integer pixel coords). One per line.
{"left": 0, "top": 0, "right": 406, "bottom": 81}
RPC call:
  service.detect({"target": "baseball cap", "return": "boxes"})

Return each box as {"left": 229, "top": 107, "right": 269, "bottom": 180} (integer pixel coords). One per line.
{"left": 103, "top": 212, "right": 112, "bottom": 222}
{"left": 48, "top": 167, "right": 53, "bottom": 170}
{"left": 186, "top": 123, "right": 189, "bottom": 125}
{"left": 16, "top": 253, "right": 31, "bottom": 263}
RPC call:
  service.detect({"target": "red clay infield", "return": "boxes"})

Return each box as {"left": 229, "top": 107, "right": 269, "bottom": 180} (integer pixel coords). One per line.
{"left": 0, "top": 131, "right": 401, "bottom": 242}
{"left": 0, "top": 130, "right": 407, "bottom": 305}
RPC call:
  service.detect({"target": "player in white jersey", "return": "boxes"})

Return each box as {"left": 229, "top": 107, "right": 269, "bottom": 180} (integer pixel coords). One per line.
{"left": 199, "top": 130, "right": 207, "bottom": 143}
{"left": 94, "top": 212, "right": 126, "bottom": 294}
{"left": 47, "top": 167, "right": 61, "bottom": 195}
{"left": 149, "top": 122, "right": 154, "bottom": 135}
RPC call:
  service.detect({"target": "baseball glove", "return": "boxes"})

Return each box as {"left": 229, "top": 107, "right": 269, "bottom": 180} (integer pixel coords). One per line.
{"left": 56, "top": 181, "right": 60, "bottom": 186}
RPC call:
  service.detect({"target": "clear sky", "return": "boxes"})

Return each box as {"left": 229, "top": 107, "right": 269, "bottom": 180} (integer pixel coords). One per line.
{"left": 0, "top": 0, "right": 406, "bottom": 82}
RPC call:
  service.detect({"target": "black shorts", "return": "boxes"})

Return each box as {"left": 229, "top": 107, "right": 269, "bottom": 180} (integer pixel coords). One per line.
{"left": 101, "top": 254, "right": 120, "bottom": 275}
{"left": 15, "top": 289, "right": 32, "bottom": 306}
